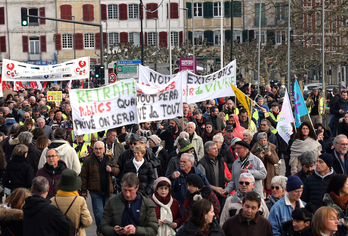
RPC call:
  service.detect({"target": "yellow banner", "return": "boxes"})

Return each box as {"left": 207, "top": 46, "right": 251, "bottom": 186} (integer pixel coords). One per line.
{"left": 47, "top": 91, "right": 62, "bottom": 101}
{"left": 230, "top": 83, "right": 253, "bottom": 128}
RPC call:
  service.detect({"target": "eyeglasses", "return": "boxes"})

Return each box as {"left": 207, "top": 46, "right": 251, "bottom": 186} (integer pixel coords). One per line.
{"left": 239, "top": 181, "right": 251, "bottom": 185}
{"left": 260, "top": 124, "right": 267, "bottom": 126}
{"left": 94, "top": 147, "right": 103, "bottom": 150}
{"left": 271, "top": 186, "right": 280, "bottom": 190}
{"left": 129, "top": 142, "right": 138, "bottom": 145}
{"left": 47, "top": 155, "right": 57, "bottom": 159}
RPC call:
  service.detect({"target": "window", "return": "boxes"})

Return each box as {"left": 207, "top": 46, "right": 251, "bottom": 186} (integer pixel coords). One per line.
{"left": 275, "top": 3, "right": 287, "bottom": 24}
{"left": 171, "top": 32, "right": 179, "bottom": 46}
{"left": 129, "top": 32, "right": 140, "bottom": 46}
{"left": 255, "top": 30, "right": 266, "bottom": 44}
{"left": 194, "top": 3, "right": 203, "bottom": 17}
{"left": 29, "top": 8, "right": 39, "bottom": 26}
{"left": 194, "top": 31, "right": 204, "bottom": 45}
{"left": 62, "top": 34, "right": 73, "bottom": 49}
{"left": 60, "top": 5, "right": 72, "bottom": 20}
{"left": 84, "top": 33, "right": 95, "bottom": 48}
{"left": 0, "top": 36, "right": 6, "bottom": 52}
{"left": 168, "top": 3, "right": 179, "bottom": 19}
{"left": 276, "top": 31, "right": 286, "bottom": 44}
{"left": 148, "top": 32, "right": 157, "bottom": 46}
{"left": 214, "top": 31, "right": 221, "bottom": 45}
{"left": 233, "top": 30, "right": 242, "bottom": 43}
{"left": 214, "top": 2, "right": 221, "bottom": 17}
{"left": 109, "top": 32, "right": 119, "bottom": 46}
{"left": 83, "top": 4, "right": 94, "bottom": 21}
{"left": 254, "top": 3, "right": 266, "bottom": 26}
{"left": 0, "top": 7, "right": 4, "bottom": 25}
{"left": 129, "top": 4, "right": 139, "bottom": 19}
{"left": 108, "top": 4, "right": 118, "bottom": 19}
{"left": 29, "top": 37, "right": 40, "bottom": 54}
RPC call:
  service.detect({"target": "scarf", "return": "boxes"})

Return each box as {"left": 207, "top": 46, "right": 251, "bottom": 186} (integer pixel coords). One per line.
{"left": 56, "top": 190, "right": 80, "bottom": 197}
{"left": 133, "top": 158, "right": 144, "bottom": 174}
{"left": 152, "top": 193, "right": 176, "bottom": 236}
{"left": 202, "top": 132, "right": 214, "bottom": 142}
{"left": 330, "top": 191, "right": 348, "bottom": 210}
{"left": 256, "top": 143, "right": 269, "bottom": 151}
{"left": 240, "top": 152, "right": 250, "bottom": 169}
{"left": 290, "top": 137, "right": 322, "bottom": 164}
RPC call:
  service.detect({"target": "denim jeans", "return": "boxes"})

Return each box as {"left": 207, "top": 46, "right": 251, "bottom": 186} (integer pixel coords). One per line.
{"left": 90, "top": 192, "right": 110, "bottom": 230}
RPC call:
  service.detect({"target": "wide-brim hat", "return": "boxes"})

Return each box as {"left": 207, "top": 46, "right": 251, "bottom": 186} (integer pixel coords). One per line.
{"left": 57, "top": 169, "right": 82, "bottom": 192}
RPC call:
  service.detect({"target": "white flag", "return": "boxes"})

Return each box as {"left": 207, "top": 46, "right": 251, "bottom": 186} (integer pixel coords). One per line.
{"left": 67, "top": 80, "right": 72, "bottom": 89}
{"left": 276, "top": 90, "right": 294, "bottom": 144}
{"left": 37, "top": 81, "right": 42, "bottom": 90}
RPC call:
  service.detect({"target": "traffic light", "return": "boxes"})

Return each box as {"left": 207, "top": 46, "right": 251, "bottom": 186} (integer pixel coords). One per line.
{"left": 95, "top": 65, "right": 100, "bottom": 78}
{"left": 99, "top": 65, "right": 105, "bottom": 79}
{"left": 21, "top": 8, "right": 28, "bottom": 26}
{"left": 113, "top": 63, "right": 117, "bottom": 73}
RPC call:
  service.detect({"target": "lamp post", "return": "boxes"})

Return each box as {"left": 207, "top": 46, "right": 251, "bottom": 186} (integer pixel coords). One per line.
{"left": 153, "top": 18, "right": 158, "bottom": 71}
{"left": 140, "top": 0, "right": 144, "bottom": 65}
{"left": 181, "top": 7, "right": 189, "bottom": 56}
{"left": 257, "top": 0, "right": 262, "bottom": 90}
{"left": 192, "top": 0, "right": 195, "bottom": 73}
{"left": 70, "top": 16, "right": 75, "bottom": 59}
{"left": 322, "top": 0, "right": 325, "bottom": 102}
{"left": 287, "top": 0, "right": 290, "bottom": 92}
{"left": 169, "top": 0, "right": 172, "bottom": 75}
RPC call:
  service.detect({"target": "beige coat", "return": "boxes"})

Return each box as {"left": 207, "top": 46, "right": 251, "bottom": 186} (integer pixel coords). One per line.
{"left": 51, "top": 196, "right": 93, "bottom": 236}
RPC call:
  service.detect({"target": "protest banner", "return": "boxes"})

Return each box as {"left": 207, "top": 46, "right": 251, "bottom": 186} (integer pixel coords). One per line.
{"left": 136, "top": 72, "right": 184, "bottom": 123}
{"left": 47, "top": 91, "right": 62, "bottom": 101}
{"left": 276, "top": 90, "right": 294, "bottom": 144}
{"left": 138, "top": 65, "right": 176, "bottom": 87}
{"left": 69, "top": 78, "right": 138, "bottom": 135}
{"left": 2, "top": 57, "right": 90, "bottom": 81}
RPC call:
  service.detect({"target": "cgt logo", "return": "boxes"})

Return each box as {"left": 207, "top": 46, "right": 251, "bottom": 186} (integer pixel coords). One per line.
{"left": 75, "top": 60, "right": 88, "bottom": 76}
{"left": 5, "top": 63, "right": 19, "bottom": 78}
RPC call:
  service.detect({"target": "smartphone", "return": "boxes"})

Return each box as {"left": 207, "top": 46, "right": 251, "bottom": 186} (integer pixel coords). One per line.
{"left": 117, "top": 226, "right": 124, "bottom": 230}
{"left": 164, "top": 219, "right": 173, "bottom": 224}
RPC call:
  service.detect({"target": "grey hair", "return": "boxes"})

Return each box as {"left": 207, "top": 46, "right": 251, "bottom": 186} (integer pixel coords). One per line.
{"left": 181, "top": 153, "right": 195, "bottom": 164}
{"left": 94, "top": 141, "right": 105, "bottom": 149}
{"left": 334, "top": 134, "right": 348, "bottom": 144}
{"left": 8, "top": 123, "right": 20, "bottom": 136}
{"left": 204, "top": 141, "right": 216, "bottom": 152}
{"left": 125, "top": 133, "right": 132, "bottom": 142}
{"left": 243, "top": 129, "right": 253, "bottom": 138}
{"left": 194, "top": 108, "right": 202, "bottom": 115}
{"left": 271, "top": 176, "right": 287, "bottom": 190}
{"left": 32, "top": 176, "right": 49, "bottom": 195}
{"left": 4, "top": 107, "right": 9, "bottom": 112}
{"left": 257, "top": 132, "right": 268, "bottom": 140}
{"left": 261, "top": 119, "right": 271, "bottom": 126}
{"left": 139, "top": 136, "right": 147, "bottom": 142}
{"left": 18, "top": 131, "right": 33, "bottom": 144}
{"left": 212, "top": 134, "right": 224, "bottom": 143}
{"left": 240, "top": 173, "right": 255, "bottom": 183}
{"left": 37, "top": 117, "right": 45, "bottom": 122}
{"left": 175, "top": 131, "right": 189, "bottom": 146}
{"left": 187, "top": 121, "right": 196, "bottom": 129}
{"left": 298, "top": 151, "right": 317, "bottom": 165}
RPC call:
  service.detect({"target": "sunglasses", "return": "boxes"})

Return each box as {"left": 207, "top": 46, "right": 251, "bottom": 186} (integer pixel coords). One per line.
{"left": 239, "top": 181, "right": 251, "bottom": 186}
{"left": 129, "top": 142, "right": 138, "bottom": 145}
{"left": 271, "top": 186, "right": 281, "bottom": 190}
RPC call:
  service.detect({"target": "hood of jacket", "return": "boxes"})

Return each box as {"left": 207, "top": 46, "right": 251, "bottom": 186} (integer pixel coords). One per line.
{"left": 9, "top": 137, "right": 20, "bottom": 145}
{"left": 23, "top": 195, "right": 51, "bottom": 217}
{"left": 47, "top": 139, "right": 71, "bottom": 156}
{"left": 0, "top": 205, "right": 24, "bottom": 221}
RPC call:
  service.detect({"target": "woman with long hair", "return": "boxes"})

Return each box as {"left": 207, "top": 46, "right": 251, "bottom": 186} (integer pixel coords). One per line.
{"left": 177, "top": 199, "right": 224, "bottom": 236}
{"left": 290, "top": 122, "right": 321, "bottom": 175}
{"left": 312, "top": 206, "right": 339, "bottom": 236}
{"left": 35, "top": 135, "right": 50, "bottom": 153}
{"left": 0, "top": 188, "right": 32, "bottom": 236}
{"left": 201, "top": 122, "right": 216, "bottom": 143}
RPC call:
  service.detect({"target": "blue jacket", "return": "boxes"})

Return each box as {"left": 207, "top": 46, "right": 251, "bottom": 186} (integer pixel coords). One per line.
{"left": 167, "top": 166, "right": 211, "bottom": 212}
{"left": 256, "top": 105, "right": 269, "bottom": 120}
{"left": 268, "top": 192, "right": 306, "bottom": 236}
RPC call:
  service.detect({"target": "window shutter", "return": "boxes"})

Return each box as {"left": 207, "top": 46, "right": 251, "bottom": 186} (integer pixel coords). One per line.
{"left": 22, "top": 36, "right": 28, "bottom": 52}
{"left": 39, "top": 7, "right": 46, "bottom": 24}
{"left": 60, "top": 5, "right": 72, "bottom": 20}
{"left": 119, "top": 4, "right": 127, "bottom": 20}
{"left": 267, "top": 30, "right": 275, "bottom": 44}
{"left": 101, "top": 4, "right": 107, "bottom": 21}
{"left": 0, "top": 7, "right": 5, "bottom": 25}
{"left": 159, "top": 31, "right": 167, "bottom": 47}
{"left": 83, "top": 4, "right": 94, "bottom": 21}
{"left": 147, "top": 3, "right": 158, "bottom": 19}
{"left": 75, "top": 33, "right": 83, "bottom": 50}
{"left": 103, "top": 32, "right": 107, "bottom": 48}
{"left": 179, "top": 31, "right": 183, "bottom": 46}
{"left": 95, "top": 33, "right": 100, "bottom": 49}
{"left": 40, "top": 35, "right": 47, "bottom": 52}
{"left": 203, "top": 2, "right": 213, "bottom": 18}
{"left": 55, "top": 34, "right": 61, "bottom": 50}
{"left": 225, "top": 30, "right": 231, "bottom": 41}
{"left": 120, "top": 32, "right": 128, "bottom": 44}
{"left": 233, "top": 1, "right": 241, "bottom": 17}
{"left": 186, "top": 2, "right": 192, "bottom": 18}
{"left": 204, "top": 30, "right": 213, "bottom": 45}
{"left": 0, "top": 36, "right": 6, "bottom": 52}
{"left": 224, "top": 1, "right": 230, "bottom": 17}
{"left": 171, "top": 3, "right": 179, "bottom": 19}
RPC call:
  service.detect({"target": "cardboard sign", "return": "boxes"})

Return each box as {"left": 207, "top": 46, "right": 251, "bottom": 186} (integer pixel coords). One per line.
{"left": 47, "top": 91, "right": 62, "bottom": 101}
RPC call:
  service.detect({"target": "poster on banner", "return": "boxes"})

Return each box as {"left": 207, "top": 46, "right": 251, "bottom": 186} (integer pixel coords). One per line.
{"left": 69, "top": 79, "right": 138, "bottom": 135}
{"left": 2, "top": 57, "right": 90, "bottom": 81}
{"left": 138, "top": 65, "right": 176, "bottom": 87}
{"left": 47, "top": 91, "right": 62, "bottom": 101}
{"left": 136, "top": 73, "right": 184, "bottom": 123}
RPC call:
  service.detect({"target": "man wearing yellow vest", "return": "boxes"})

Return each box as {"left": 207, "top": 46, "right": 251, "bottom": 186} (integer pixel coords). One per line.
{"left": 306, "top": 88, "right": 325, "bottom": 126}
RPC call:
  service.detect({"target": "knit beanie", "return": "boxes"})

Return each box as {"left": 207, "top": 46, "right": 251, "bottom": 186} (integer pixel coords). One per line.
{"left": 318, "top": 153, "right": 333, "bottom": 169}
{"left": 153, "top": 177, "right": 171, "bottom": 190}
{"left": 286, "top": 175, "right": 303, "bottom": 192}
{"left": 172, "top": 118, "right": 180, "bottom": 126}
{"left": 185, "top": 174, "right": 204, "bottom": 189}
{"left": 178, "top": 137, "right": 194, "bottom": 153}
{"left": 231, "top": 137, "right": 242, "bottom": 146}
{"left": 149, "top": 135, "right": 161, "bottom": 146}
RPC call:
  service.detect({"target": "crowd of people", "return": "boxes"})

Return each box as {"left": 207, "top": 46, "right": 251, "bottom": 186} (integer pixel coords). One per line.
{"left": 0, "top": 81, "right": 346, "bottom": 236}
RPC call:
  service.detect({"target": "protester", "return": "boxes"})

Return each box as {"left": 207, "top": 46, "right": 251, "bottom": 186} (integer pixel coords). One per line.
{"left": 266, "top": 176, "right": 287, "bottom": 211}
{"left": 150, "top": 177, "right": 182, "bottom": 236}
{"left": 148, "top": 135, "right": 169, "bottom": 177}
{"left": 201, "top": 122, "right": 216, "bottom": 143}
{"left": 186, "top": 122, "right": 204, "bottom": 160}
{"left": 314, "top": 123, "right": 333, "bottom": 153}
{"left": 213, "top": 134, "right": 234, "bottom": 170}
{"left": 311, "top": 206, "right": 339, "bottom": 236}
{"left": 35, "top": 135, "right": 50, "bottom": 153}
{"left": 295, "top": 151, "right": 316, "bottom": 183}
{"left": 332, "top": 135, "right": 348, "bottom": 174}
{"left": 306, "top": 88, "right": 325, "bottom": 126}
{"left": 243, "top": 129, "right": 254, "bottom": 148}
{"left": 157, "top": 118, "right": 182, "bottom": 153}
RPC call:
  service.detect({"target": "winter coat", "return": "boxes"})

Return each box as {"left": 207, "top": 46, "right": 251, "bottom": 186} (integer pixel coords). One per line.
{"left": 157, "top": 126, "right": 183, "bottom": 154}
{"left": 252, "top": 130, "right": 279, "bottom": 154}
{"left": 337, "top": 119, "right": 348, "bottom": 137}
{"left": 229, "top": 114, "right": 245, "bottom": 139}
{"left": 36, "top": 160, "right": 68, "bottom": 199}
{"left": 3, "top": 155, "right": 34, "bottom": 191}
{"left": 122, "top": 158, "right": 156, "bottom": 196}
{"left": 295, "top": 170, "right": 313, "bottom": 184}
{"left": 23, "top": 195, "right": 71, "bottom": 236}
{"left": 177, "top": 218, "right": 225, "bottom": 236}
{"left": 251, "top": 142, "right": 279, "bottom": 190}
{"left": 222, "top": 211, "right": 273, "bottom": 236}
{"left": 51, "top": 196, "right": 93, "bottom": 236}
{"left": 3, "top": 136, "right": 19, "bottom": 162}
{"left": 332, "top": 150, "right": 348, "bottom": 174}
{"left": 26, "top": 143, "right": 42, "bottom": 174}
{"left": 266, "top": 194, "right": 281, "bottom": 211}
{"left": 38, "top": 139, "right": 81, "bottom": 174}
{"left": 118, "top": 148, "right": 159, "bottom": 174}
{"left": 100, "top": 191, "right": 158, "bottom": 236}
{"left": 183, "top": 186, "right": 220, "bottom": 222}
{"left": 219, "top": 143, "right": 234, "bottom": 170}
{"left": 207, "top": 115, "right": 226, "bottom": 131}
{"left": 198, "top": 154, "right": 226, "bottom": 192}
{"left": 333, "top": 97, "right": 348, "bottom": 118}
{"left": 301, "top": 168, "right": 335, "bottom": 209}
{"left": 190, "top": 132, "right": 204, "bottom": 160}
{"left": 102, "top": 138, "right": 125, "bottom": 164}
{"left": 282, "top": 223, "right": 314, "bottom": 236}
{"left": 0, "top": 204, "right": 24, "bottom": 236}
{"left": 81, "top": 153, "right": 120, "bottom": 197}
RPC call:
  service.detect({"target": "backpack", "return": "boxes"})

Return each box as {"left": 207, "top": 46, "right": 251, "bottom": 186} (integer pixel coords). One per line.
{"left": 54, "top": 196, "right": 79, "bottom": 236}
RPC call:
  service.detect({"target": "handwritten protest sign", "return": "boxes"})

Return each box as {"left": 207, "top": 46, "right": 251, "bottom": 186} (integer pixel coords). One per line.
{"left": 47, "top": 91, "right": 62, "bottom": 101}
{"left": 69, "top": 79, "right": 138, "bottom": 135}
{"left": 138, "top": 65, "right": 176, "bottom": 87}
{"left": 136, "top": 73, "right": 184, "bottom": 123}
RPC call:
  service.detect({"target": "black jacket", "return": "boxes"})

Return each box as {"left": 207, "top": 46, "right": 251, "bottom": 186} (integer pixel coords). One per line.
{"left": 282, "top": 223, "right": 314, "bottom": 236}
{"left": 198, "top": 154, "right": 225, "bottom": 194}
{"left": 337, "top": 120, "right": 348, "bottom": 137}
{"left": 23, "top": 195, "right": 71, "bottom": 236}
{"left": 0, "top": 205, "right": 24, "bottom": 236}
{"left": 150, "top": 145, "right": 169, "bottom": 177}
{"left": 157, "top": 126, "right": 183, "bottom": 153}
{"left": 26, "top": 143, "right": 42, "bottom": 174}
{"left": 330, "top": 94, "right": 340, "bottom": 114}
{"left": 219, "top": 143, "right": 234, "bottom": 170}
{"left": 301, "top": 168, "right": 335, "bottom": 209}
{"left": 177, "top": 218, "right": 225, "bottom": 236}
{"left": 333, "top": 98, "right": 348, "bottom": 118}
{"left": 295, "top": 170, "right": 313, "bottom": 184}
{"left": 122, "top": 158, "right": 156, "bottom": 196}
{"left": 3, "top": 155, "right": 34, "bottom": 191}
{"left": 118, "top": 148, "right": 159, "bottom": 173}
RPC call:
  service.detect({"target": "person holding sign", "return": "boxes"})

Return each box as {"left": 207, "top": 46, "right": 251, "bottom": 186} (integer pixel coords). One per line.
{"left": 156, "top": 118, "right": 183, "bottom": 154}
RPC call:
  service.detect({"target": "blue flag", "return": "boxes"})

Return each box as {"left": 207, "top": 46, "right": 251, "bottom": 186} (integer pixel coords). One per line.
{"left": 294, "top": 79, "right": 308, "bottom": 128}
